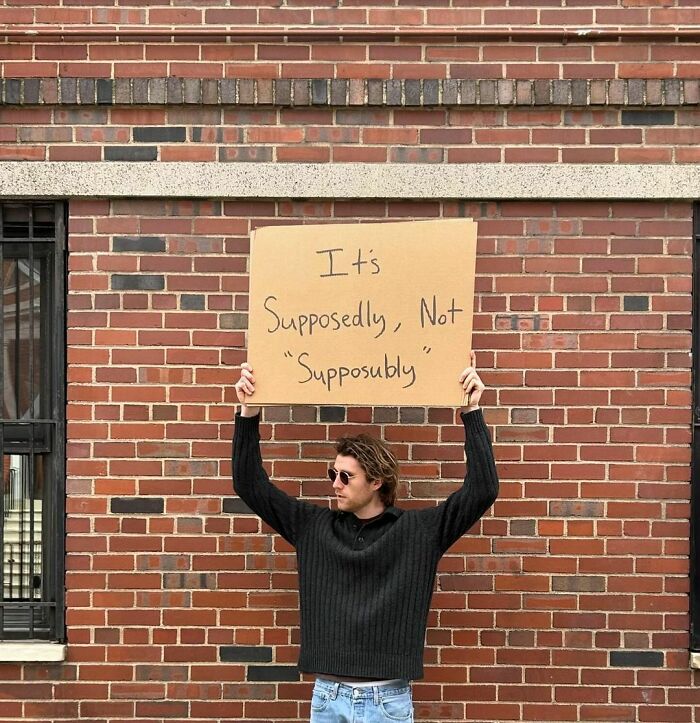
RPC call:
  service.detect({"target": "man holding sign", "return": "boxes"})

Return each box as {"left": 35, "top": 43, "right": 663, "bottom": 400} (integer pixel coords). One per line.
{"left": 232, "top": 353, "right": 499, "bottom": 722}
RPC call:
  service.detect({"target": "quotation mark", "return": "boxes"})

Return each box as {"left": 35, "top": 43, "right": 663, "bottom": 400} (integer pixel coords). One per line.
{"left": 284, "top": 350, "right": 293, "bottom": 358}
{"left": 423, "top": 346, "right": 431, "bottom": 354}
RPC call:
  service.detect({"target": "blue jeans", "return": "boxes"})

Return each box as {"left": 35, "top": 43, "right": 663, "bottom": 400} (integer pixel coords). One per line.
{"left": 310, "top": 678, "right": 414, "bottom": 723}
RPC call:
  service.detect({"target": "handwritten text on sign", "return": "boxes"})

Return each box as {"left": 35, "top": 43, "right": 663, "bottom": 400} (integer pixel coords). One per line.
{"left": 247, "top": 219, "right": 477, "bottom": 406}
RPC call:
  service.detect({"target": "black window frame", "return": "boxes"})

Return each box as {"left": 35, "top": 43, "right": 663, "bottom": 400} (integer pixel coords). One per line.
{"left": 692, "top": 202, "right": 700, "bottom": 653}
{"left": 0, "top": 201, "right": 66, "bottom": 642}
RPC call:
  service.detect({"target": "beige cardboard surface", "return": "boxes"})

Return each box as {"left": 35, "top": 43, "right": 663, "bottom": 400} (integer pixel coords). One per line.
{"left": 247, "top": 219, "right": 477, "bottom": 406}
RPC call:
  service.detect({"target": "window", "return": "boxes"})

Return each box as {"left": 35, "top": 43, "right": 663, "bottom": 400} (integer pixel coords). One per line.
{"left": 693, "top": 202, "right": 700, "bottom": 654}
{"left": 0, "top": 202, "right": 65, "bottom": 641}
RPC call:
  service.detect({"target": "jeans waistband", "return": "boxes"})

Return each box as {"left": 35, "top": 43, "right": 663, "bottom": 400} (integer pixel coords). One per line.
{"left": 315, "top": 677, "right": 410, "bottom": 700}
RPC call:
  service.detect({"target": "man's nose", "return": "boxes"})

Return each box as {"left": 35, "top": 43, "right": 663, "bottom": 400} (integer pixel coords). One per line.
{"left": 332, "top": 476, "right": 343, "bottom": 491}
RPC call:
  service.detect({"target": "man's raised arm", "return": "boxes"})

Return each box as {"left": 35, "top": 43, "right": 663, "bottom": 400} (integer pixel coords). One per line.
{"left": 232, "top": 363, "right": 318, "bottom": 546}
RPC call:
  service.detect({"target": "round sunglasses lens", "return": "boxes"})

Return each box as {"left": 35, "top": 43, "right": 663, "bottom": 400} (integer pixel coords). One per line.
{"left": 328, "top": 469, "right": 349, "bottom": 485}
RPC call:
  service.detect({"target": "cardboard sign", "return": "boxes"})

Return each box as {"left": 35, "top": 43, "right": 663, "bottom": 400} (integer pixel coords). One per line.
{"left": 247, "top": 219, "right": 477, "bottom": 407}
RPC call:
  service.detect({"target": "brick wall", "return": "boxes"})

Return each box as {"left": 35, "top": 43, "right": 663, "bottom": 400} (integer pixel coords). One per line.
{"left": 3, "top": 199, "right": 689, "bottom": 722}
{"left": 1, "top": 2, "right": 700, "bottom": 721}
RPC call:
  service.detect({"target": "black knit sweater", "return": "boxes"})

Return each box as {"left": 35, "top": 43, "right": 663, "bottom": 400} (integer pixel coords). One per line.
{"left": 232, "top": 409, "right": 499, "bottom": 680}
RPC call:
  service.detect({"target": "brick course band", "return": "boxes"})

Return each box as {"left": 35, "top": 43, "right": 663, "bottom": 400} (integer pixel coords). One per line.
{"left": 2, "top": 77, "right": 699, "bottom": 107}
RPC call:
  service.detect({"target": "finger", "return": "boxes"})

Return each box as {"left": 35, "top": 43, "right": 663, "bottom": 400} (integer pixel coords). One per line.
{"left": 470, "top": 350, "right": 476, "bottom": 367}
{"left": 242, "top": 362, "right": 253, "bottom": 372}
{"left": 459, "top": 367, "right": 474, "bottom": 383}
{"left": 462, "top": 371, "right": 477, "bottom": 389}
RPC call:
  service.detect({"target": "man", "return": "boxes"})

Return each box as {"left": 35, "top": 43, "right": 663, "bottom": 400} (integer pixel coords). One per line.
{"left": 232, "top": 353, "right": 499, "bottom": 722}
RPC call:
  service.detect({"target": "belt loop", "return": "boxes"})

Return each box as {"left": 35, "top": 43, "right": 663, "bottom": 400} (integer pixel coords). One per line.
{"left": 373, "top": 686, "right": 379, "bottom": 706}
{"left": 331, "top": 682, "right": 340, "bottom": 700}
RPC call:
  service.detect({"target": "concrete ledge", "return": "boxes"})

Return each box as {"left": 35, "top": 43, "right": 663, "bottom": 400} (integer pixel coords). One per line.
{"left": 0, "top": 642, "right": 66, "bottom": 662}
{"left": 1, "top": 162, "right": 699, "bottom": 200}
{"left": 691, "top": 652, "right": 700, "bottom": 669}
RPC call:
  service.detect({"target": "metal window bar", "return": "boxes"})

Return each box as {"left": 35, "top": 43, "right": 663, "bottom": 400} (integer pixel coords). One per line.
{"left": 0, "top": 202, "right": 65, "bottom": 641}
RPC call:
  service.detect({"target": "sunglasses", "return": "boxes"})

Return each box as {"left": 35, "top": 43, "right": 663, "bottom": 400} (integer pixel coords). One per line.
{"left": 327, "top": 468, "right": 357, "bottom": 485}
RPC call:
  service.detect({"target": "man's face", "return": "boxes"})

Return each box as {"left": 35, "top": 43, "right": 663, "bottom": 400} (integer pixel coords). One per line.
{"left": 330, "top": 454, "right": 383, "bottom": 517}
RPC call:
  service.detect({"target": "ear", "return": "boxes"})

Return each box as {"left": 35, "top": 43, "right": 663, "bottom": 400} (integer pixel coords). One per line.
{"left": 369, "top": 479, "right": 383, "bottom": 492}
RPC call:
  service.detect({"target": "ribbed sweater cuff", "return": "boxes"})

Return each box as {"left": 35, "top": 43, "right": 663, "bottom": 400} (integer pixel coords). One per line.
{"left": 460, "top": 407, "right": 488, "bottom": 435}
{"left": 234, "top": 411, "right": 261, "bottom": 439}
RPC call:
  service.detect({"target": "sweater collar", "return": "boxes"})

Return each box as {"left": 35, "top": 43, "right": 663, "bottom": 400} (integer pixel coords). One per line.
{"left": 339, "top": 506, "right": 402, "bottom": 522}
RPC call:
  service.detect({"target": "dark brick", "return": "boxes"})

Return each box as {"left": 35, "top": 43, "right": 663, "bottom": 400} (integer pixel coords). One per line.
{"left": 202, "top": 79, "right": 219, "bottom": 104}
{"left": 105, "top": 146, "right": 158, "bottom": 161}
{"left": 220, "top": 312, "right": 248, "bottom": 329}
{"left": 167, "top": 77, "right": 183, "bottom": 104}
{"left": 610, "top": 651, "right": 663, "bottom": 668}
{"left": 460, "top": 79, "right": 477, "bottom": 105}
{"left": 5, "top": 79, "right": 21, "bottom": 105}
{"left": 149, "top": 78, "right": 166, "bottom": 104}
{"left": 312, "top": 79, "right": 328, "bottom": 105}
{"left": 627, "top": 79, "right": 645, "bottom": 105}
{"left": 533, "top": 79, "right": 550, "bottom": 105}
{"left": 385, "top": 79, "right": 402, "bottom": 106}
{"left": 247, "top": 666, "right": 300, "bottom": 682}
{"left": 23, "top": 78, "right": 40, "bottom": 104}
{"left": 571, "top": 79, "right": 588, "bottom": 106}
{"left": 132, "top": 78, "right": 149, "bottom": 104}
{"left": 113, "top": 236, "right": 166, "bottom": 253}
{"left": 367, "top": 79, "right": 383, "bottom": 106}
{"left": 330, "top": 79, "right": 348, "bottom": 105}
{"left": 423, "top": 79, "right": 439, "bottom": 106}
{"left": 404, "top": 80, "right": 421, "bottom": 106}
{"left": 239, "top": 79, "right": 255, "bottom": 104}
{"left": 78, "top": 78, "right": 95, "bottom": 104}
{"left": 292, "top": 406, "right": 317, "bottom": 423}
{"left": 399, "top": 407, "right": 425, "bottom": 424}
{"left": 621, "top": 110, "right": 674, "bottom": 126}
{"left": 111, "top": 498, "right": 164, "bottom": 514}
{"left": 60, "top": 78, "right": 77, "bottom": 104}
{"left": 510, "top": 519, "right": 536, "bottom": 536}
{"left": 114, "top": 78, "right": 131, "bottom": 104}
{"left": 183, "top": 78, "right": 201, "bottom": 104}
{"left": 180, "top": 294, "right": 205, "bottom": 310}
{"left": 133, "top": 127, "right": 186, "bottom": 143}
{"left": 293, "top": 79, "right": 310, "bottom": 106}
{"left": 221, "top": 79, "right": 237, "bottom": 104}
{"left": 442, "top": 79, "right": 458, "bottom": 105}
{"left": 496, "top": 79, "right": 514, "bottom": 106}
{"left": 553, "top": 576, "right": 605, "bottom": 593}
{"left": 275, "top": 79, "right": 292, "bottom": 105}
{"left": 623, "top": 295, "right": 649, "bottom": 311}
{"left": 320, "top": 406, "right": 345, "bottom": 423}
{"left": 374, "top": 408, "right": 398, "bottom": 423}
{"left": 220, "top": 646, "right": 273, "bottom": 663}
{"left": 111, "top": 274, "right": 164, "bottom": 291}
{"left": 222, "top": 498, "right": 254, "bottom": 515}
{"left": 257, "top": 79, "right": 273, "bottom": 105}
{"left": 96, "top": 79, "right": 113, "bottom": 104}
{"left": 664, "top": 78, "right": 681, "bottom": 105}
{"left": 552, "top": 79, "right": 569, "bottom": 105}
{"left": 479, "top": 79, "right": 496, "bottom": 105}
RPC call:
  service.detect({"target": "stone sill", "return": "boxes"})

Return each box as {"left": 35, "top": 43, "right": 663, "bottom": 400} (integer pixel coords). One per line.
{"left": 0, "top": 642, "right": 66, "bottom": 662}
{"left": 691, "top": 652, "right": 700, "bottom": 670}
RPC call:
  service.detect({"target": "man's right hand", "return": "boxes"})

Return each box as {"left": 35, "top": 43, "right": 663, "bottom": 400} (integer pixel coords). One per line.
{"left": 234, "top": 362, "right": 260, "bottom": 418}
